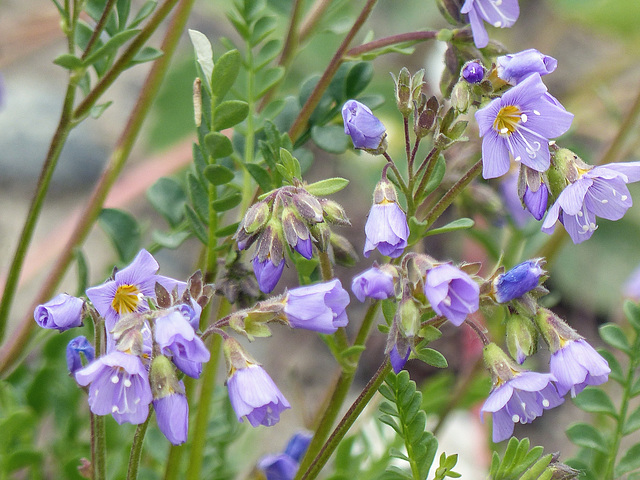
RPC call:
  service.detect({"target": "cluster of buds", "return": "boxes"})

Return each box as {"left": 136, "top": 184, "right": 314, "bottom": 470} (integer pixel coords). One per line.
{"left": 234, "top": 185, "right": 351, "bottom": 294}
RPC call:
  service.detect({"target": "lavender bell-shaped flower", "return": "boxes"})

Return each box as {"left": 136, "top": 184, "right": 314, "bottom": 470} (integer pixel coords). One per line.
{"left": 284, "top": 279, "right": 350, "bottom": 334}
{"left": 75, "top": 350, "right": 153, "bottom": 425}
{"left": 493, "top": 258, "right": 546, "bottom": 303}
{"left": 154, "top": 311, "right": 210, "bottom": 378}
{"left": 351, "top": 265, "right": 396, "bottom": 302}
{"left": 66, "top": 336, "right": 95, "bottom": 374}
{"left": 461, "top": 0, "right": 520, "bottom": 49}
{"left": 424, "top": 264, "right": 479, "bottom": 326}
{"left": 364, "top": 180, "right": 409, "bottom": 258}
{"left": 149, "top": 355, "right": 189, "bottom": 445}
{"left": 34, "top": 293, "right": 84, "bottom": 331}
{"left": 258, "top": 431, "right": 312, "bottom": 480}
{"left": 342, "top": 100, "right": 387, "bottom": 153}
{"left": 496, "top": 49, "right": 558, "bottom": 85}
{"left": 475, "top": 74, "right": 574, "bottom": 179}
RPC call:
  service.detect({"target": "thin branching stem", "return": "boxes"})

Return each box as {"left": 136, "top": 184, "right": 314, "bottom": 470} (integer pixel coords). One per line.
{"left": 127, "top": 413, "right": 153, "bottom": 480}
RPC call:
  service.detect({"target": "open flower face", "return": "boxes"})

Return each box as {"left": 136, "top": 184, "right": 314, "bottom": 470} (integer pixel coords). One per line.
{"left": 475, "top": 74, "right": 574, "bottom": 179}
{"left": 461, "top": 0, "right": 520, "bottom": 49}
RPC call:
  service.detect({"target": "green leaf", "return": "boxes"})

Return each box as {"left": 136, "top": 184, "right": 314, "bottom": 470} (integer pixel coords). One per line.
{"left": 53, "top": 53, "right": 84, "bottom": 70}
{"left": 345, "top": 62, "right": 373, "bottom": 98}
{"left": 5, "top": 450, "right": 43, "bottom": 473}
{"left": 256, "top": 66, "right": 285, "bottom": 98}
{"left": 305, "top": 177, "right": 349, "bottom": 196}
{"left": 214, "top": 100, "right": 249, "bottom": 130}
{"left": 279, "top": 148, "right": 301, "bottom": 180}
{"left": 310, "top": 125, "right": 350, "bottom": 153}
{"left": 250, "top": 15, "right": 277, "bottom": 46}
{"left": 204, "top": 132, "right": 234, "bottom": 159}
{"left": 90, "top": 101, "right": 113, "bottom": 119}
{"left": 255, "top": 39, "right": 282, "bottom": 70}
{"left": 631, "top": 375, "right": 640, "bottom": 397}
{"left": 425, "top": 218, "right": 474, "bottom": 237}
{"left": 98, "top": 208, "right": 141, "bottom": 263}
{"left": 407, "top": 216, "right": 428, "bottom": 246}
{"left": 599, "top": 323, "right": 631, "bottom": 354}
{"left": 597, "top": 348, "right": 624, "bottom": 383}
{"left": 129, "top": 0, "right": 156, "bottom": 28}
{"left": 565, "top": 422, "right": 608, "bottom": 453}
{"left": 146, "top": 177, "right": 187, "bottom": 227}
{"left": 417, "top": 325, "right": 442, "bottom": 343}
{"left": 84, "top": 29, "right": 140, "bottom": 65}
{"left": 573, "top": 387, "right": 617, "bottom": 417}
{"left": 416, "top": 347, "right": 448, "bottom": 368}
{"left": 623, "top": 300, "right": 640, "bottom": 332}
{"left": 210, "top": 49, "right": 241, "bottom": 100}
{"left": 615, "top": 443, "right": 640, "bottom": 477}
{"left": 129, "top": 46, "right": 163, "bottom": 65}
{"left": 152, "top": 229, "right": 190, "bottom": 249}
{"left": 203, "top": 165, "right": 235, "bottom": 185}
{"left": 215, "top": 222, "right": 240, "bottom": 237}
{"left": 245, "top": 163, "right": 273, "bottom": 192}
{"left": 624, "top": 404, "right": 640, "bottom": 435}
{"left": 211, "top": 192, "right": 242, "bottom": 211}
{"left": 187, "top": 173, "right": 210, "bottom": 223}
{"left": 424, "top": 154, "right": 446, "bottom": 196}
{"left": 188, "top": 29, "right": 214, "bottom": 83}
{"left": 184, "top": 205, "right": 208, "bottom": 244}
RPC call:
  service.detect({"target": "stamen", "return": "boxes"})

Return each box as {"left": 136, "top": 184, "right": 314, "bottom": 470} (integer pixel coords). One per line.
{"left": 533, "top": 110, "right": 540, "bottom": 116}
{"left": 112, "top": 284, "right": 142, "bottom": 315}
{"left": 542, "top": 399, "right": 550, "bottom": 407}
{"left": 112, "top": 405, "right": 118, "bottom": 413}
{"left": 111, "top": 375, "right": 120, "bottom": 384}
{"left": 622, "top": 195, "right": 628, "bottom": 201}
{"left": 512, "top": 414, "right": 520, "bottom": 423}
{"left": 124, "top": 379, "right": 132, "bottom": 388}
{"left": 493, "top": 105, "right": 523, "bottom": 136}
{"left": 442, "top": 296, "right": 452, "bottom": 307}
{"left": 521, "top": 113, "right": 528, "bottom": 123}
{"left": 601, "top": 199, "right": 608, "bottom": 204}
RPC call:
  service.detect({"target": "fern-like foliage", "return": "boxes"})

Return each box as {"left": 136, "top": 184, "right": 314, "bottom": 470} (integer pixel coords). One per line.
{"left": 488, "top": 437, "right": 556, "bottom": 480}
{"left": 377, "top": 371, "right": 460, "bottom": 480}
{"left": 566, "top": 300, "right": 640, "bottom": 480}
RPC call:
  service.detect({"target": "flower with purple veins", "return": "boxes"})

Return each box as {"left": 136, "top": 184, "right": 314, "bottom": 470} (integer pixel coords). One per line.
{"left": 550, "top": 339, "right": 610, "bottom": 397}
{"left": 153, "top": 383, "right": 189, "bottom": 445}
{"left": 424, "top": 264, "right": 479, "bottom": 326}
{"left": 86, "top": 249, "right": 161, "bottom": 332}
{"left": 523, "top": 183, "right": 548, "bottom": 220}
{"left": 75, "top": 351, "right": 153, "bottom": 425}
{"left": 475, "top": 74, "right": 574, "bottom": 179}
{"left": 493, "top": 258, "right": 546, "bottom": 303}
{"left": 155, "top": 311, "right": 210, "bottom": 378}
{"left": 34, "top": 293, "right": 84, "bottom": 331}
{"left": 175, "top": 299, "right": 202, "bottom": 331}
{"left": 351, "top": 265, "right": 395, "bottom": 302}
{"left": 227, "top": 364, "right": 291, "bottom": 427}
{"left": 66, "top": 336, "right": 95, "bottom": 374}
{"left": 342, "top": 100, "right": 387, "bottom": 151}
{"left": 284, "top": 279, "right": 350, "bottom": 334}
{"left": 253, "top": 256, "right": 286, "bottom": 294}
{"left": 364, "top": 180, "right": 409, "bottom": 259}
{"left": 481, "top": 371, "right": 564, "bottom": 443}
{"left": 497, "top": 49, "right": 558, "bottom": 85}
{"left": 461, "top": 0, "right": 520, "bottom": 49}
{"left": 542, "top": 162, "right": 640, "bottom": 244}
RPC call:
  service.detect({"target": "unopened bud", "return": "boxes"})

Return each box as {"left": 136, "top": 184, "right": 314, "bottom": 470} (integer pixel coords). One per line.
{"left": 150, "top": 354, "right": 183, "bottom": 400}
{"left": 293, "top": 191, "right": 324, "bottom": 223}
{"left": 320, "top": 198, "right": 350, "bottom": 226}
{"left": 506, "top": 314, "right": 538, "bottom": 364}
{"left": 393, "top": 68, "right": 413, "bottom": 117}
{"left": 330, "top": 233, "right": 358, "bottom": 267}
{"left": 244, "top": 201, "right": 271, "bottom": 234}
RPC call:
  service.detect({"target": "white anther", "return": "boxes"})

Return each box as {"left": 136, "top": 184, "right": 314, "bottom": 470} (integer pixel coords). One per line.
{"left": 533, "top": 110, "right": 541, "bottom": 116}
{"left": 521, "top": 113, "right": 528, "bottom": 123}
{"left": 581, "top": 225, "right": 590, "bottom": 232}
{"left": 442, "top": 296, "right": 452, "bottom": 307}
{"left": 601, "top": 199, "right": 608, "bottom": 204}
{"left": 512, "top": 414, "right": 520, "bottom": 423}
{"left": 515, "top": 156, "right": 521, "bottom": 162}
{"left": 494, "top": 21, "right": 502, "bottom": 27}
{"left": 111, "top": 375, "right": 120, "bottom": 384}
{"left": 500, "top": 127, "right": 509, "bottom": 134}
{"left": 622, "top": 195, "right": 628, "bottom": 201}
{"left": 124, "top": 379, "right": 132, "bottom": 388}
{"left": 542, "top": 399, "right": 550, "bottom": 407}
{"left": 577, "top": 211, "right": 583, "bottom": 217}
{"left": 112, "top": 405, "right": 118, "bottom": 413}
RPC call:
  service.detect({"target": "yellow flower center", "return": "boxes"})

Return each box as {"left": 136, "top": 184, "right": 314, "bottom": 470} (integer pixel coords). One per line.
{"left": 493, "top": 105, "right": 523, "bottom": 136}
{"left": 112, "top": 284, "right": 141, "bottom": 315}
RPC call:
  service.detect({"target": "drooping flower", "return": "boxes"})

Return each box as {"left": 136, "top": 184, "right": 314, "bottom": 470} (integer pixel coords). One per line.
{"left": 550, "top": 339, "right": 610, "bottom": 397}
{"left": 283, "top": 431, "right": 313, "bottom": 462}
{"left": 461, "top": 0, "right": 520, "bottom": 49}
{"left": 475, "top": 74, "right": 574, "bottom": 179}
{"left": 86, "top": 249, "right": 161, "bottom": 332}
{"left": 66, "top": 336, "right": 95, "bottom": 374}
{"left": 523, "top": 183, "right": 548, "bottom": 220}
{"left": 493, "top": 258, "right": 546, "bottom": 303}
{"left": 390, "top": 345, "right": 411, "bottom": 373}
{"left": 75, "top": 351, "right": 153, "bottom": 425}
{"left": 284, "top": 279, "right": 350, "bottom": 334}
{"left": 541, "top": 162, "right": 640, "bottom": 244}
{"left": 175, "top": 299, "right": 202, "bottom": 331}
{"left": 282, "top": 210, "right": 314, "bottom": 260}
{"left": 462, "top": 61, "right": 485, "bottom": 84}
{"left": 258, "top": 431, "right": 312, "bottom": 480}
{"left": 424, "top": 264, "right": 479, "bottom": 326}
{"left": 153, "top": 386, "right": 189, "bottom": 445}
{"left": 34, "top": 293, "right": 84, "bottom": 331}
{"left": 154, "top": 311, "right": 210, "bottom": 378}
{"left": 253, "top": 256, "right": 286, "bottom": 294}
{"left": 342, "top": 100, "right": 387, "bottom": 152}
{"left": 364, "top": 180, "right": 409, "bottom": 258}
{"left": 351, "top": 265, "right": 396, "bottom": 302}
{"left": 496, "top": 49, "right": 558, "bottom": 85}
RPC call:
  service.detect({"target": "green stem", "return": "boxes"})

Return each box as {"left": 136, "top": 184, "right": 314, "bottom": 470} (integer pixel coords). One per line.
{"left": 318, "top": 251, "right": 334, "bottom": 281}
{"left": 420, "top": 159, "right": 482, "bottom": 228}
{"left": 299, "top": 0, "right": 332, "bottom": 43}
{"left": 300, "top": 360, "right": 392, "bottom": 480}
{"left": 81, "top": 0, "right": 118, "bottom": 60}
{"left": 345, "top": 30, "right": 438, "bottom": 58}
{"left": 241, "top": 43, "right": 257, "bottom": 213}
{"left": 413, "top": 146, "right": 440, "bottom": 201}
{"left": 92, "top": 316, "right": 106, "bottom": 480}
{"left": 288, "top": 0, "right": 379, "bottom": 143}
{"left": 604, "top": 331, "right": 640, "bottom": 480}
{"left": 127, "top": 413, "right": 153, "bottom": 480}
{"left": 0, "top": 81, "right": 76, "bottom": 343}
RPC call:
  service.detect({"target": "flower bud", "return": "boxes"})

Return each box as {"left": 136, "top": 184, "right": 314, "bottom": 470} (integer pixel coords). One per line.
{"left": 150, "top": 355, "right": 189, "bottom": 445}
{"left": 393, "top": 67, "right": 413, "bottom": 116}
{"left": 450, "top": 81, "right": 472, "bottom": 113}
{"left": 66, "top": 336, "right": 95, "bottom": 375}
{"left": 330, "top": 233, "right": 358, "bottom": 267}
{"left": 341, "top": 100, "right": 387, "bottom": 154}
{"left": 414, "top": 95, "right": 438, "bottom": 138}
{"left": 320, "top": 198, "right": 351, "bottom": 226}
{"left": 505, "top": 314, "right": 538, "bottom": 364}
{"left": 309, "top": 222, "right": 331, "bottom": 253}
{"left": 496, "top": 49, "right": 557, "bottom": 85}
{"left": 293, "top": 191, "right": 324, "bottom": 224}
{"left": 397, "top": 297, "right": 420, "bottom": 338}
{"left": 482, "top": 342, "right": 521, "bottom": 385}
{"left": 492, "top": 258, "right": 546, "bottom": 304}
{"left": 34, "top": 293, "right": 84, "bottom": 331}
{"left": 282, "top": 209, "right": 313, "bottom": 259}
{"left": 243, "top": 201, "right": 271, "bottom": 234}
{"left": 461, "top": 61, "right": 485, "bottom": 84}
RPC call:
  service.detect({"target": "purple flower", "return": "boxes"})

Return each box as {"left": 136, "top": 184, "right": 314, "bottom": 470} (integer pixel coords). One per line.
{"left": 283, "top": 432, "right": 312, "bottom": 462}
{"left": 66, "top": 336, "right": 95, "bottom": 374}
{"left": 364, "top": 203, "right": 409, "bottom": 259}
{"left": 497, "top": 49, "right": 558, "bottom": 85}
{"left": 424, "top": 264, "right": 479, "bottom": 326}
{"left": 542, "top": 162, "right": 640, "bottom": 244}
{"left": 86, "top": 249, "right": 160, "bottom": 332}
{"left": 258, "top": 454, "right": 298, "bottom": 480}
{"left": 75, "top": 351, "right": 152, "bottom": 425}
{"left": 175, "top": 299, "right": 202, "bottom": 331}
{"left": 481, "top": 371, "right": 564, "bottom": 443}
{"left": 155, "top": 311, "right": 210, "bottom": 378}
{"left": 351, "top": 266, "right": 395, "bottom": 302}
{"left": 342, "top": 100, "right": 387, "bottom": 151}
{"left": 253, "top": 256, "right": 285, "bottom": 294}
{"left": 499, "top": 171, "right": 530, "bottom": 228}
{"left": 461, "top": 0, "right": 519, "bottom": 49}
{"left": 462, "top": 61, "right": 485, "bottom": 84}
{"left": 475, "top": 74, "right": 574, "bottom": 179}
{"left": 390, "top": 345, "right": 411, "bottom": 373}
{"left": 293, "top": 237, "right": 313, "bottom": 259}
{"left": 523, "top": 183, "right": 548, "bottom": 220}
{"left": 34, "top": 293, "right": 84, "bottom": 331}
{"left": 153, "top": 385, "right": 189, "bottom": 445}
{"left": 550, "top": 339, "right": 610, "bottom": 397}
{"left": 227, "top": 364, "right": 291, "bottom": 427}
{"left": 493, "top": 258, "right": 545, "bottom": 303}
{"left": 284, "top": 279, "right": 350, "bottom": 334}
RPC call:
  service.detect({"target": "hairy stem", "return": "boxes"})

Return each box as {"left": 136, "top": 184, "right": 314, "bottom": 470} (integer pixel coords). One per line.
{"left": 346, "top": 30, "right": 438, "bottom": 57}
{"left": 127, "top": 413, "right": 153, "bottom": 480}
